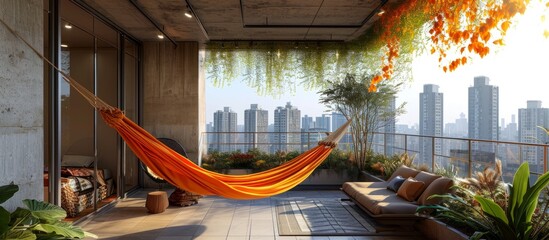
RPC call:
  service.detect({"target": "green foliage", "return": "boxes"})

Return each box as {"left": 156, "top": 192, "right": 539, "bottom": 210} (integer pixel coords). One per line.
{"left": 419, "top": 162, "right": 549, "bottom": 240}
{"left": 0, "top": 184, "right": 18, "bottom": 205}
{"left": 319, "top": 74, "right": 405, "bottom": 170}
{"left": 204, "top": 12, "right": 424, "bottom": 95}
{"left": 202, "top": 148, "right": 355, "bottom": 173}
{"left": 0, "top": 184, "right": 96, "bottom": 239}
{"left": 368, "top": 152, "right": 415, "bottom": 179}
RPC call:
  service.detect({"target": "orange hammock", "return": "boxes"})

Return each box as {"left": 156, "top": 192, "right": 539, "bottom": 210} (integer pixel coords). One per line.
{"left": 0, "top": 19, "right": 351, "bottom": 199}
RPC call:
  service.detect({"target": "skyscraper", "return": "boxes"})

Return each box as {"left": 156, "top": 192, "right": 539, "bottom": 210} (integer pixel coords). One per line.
{"left": 315, "top": 114, "right": 331, "bottom": 131}
{"left": 332, "top": 112, "right": 347, "bottom": 131}
{"left": 373, "top": 97, "right": 397, "bottom": 155}
{"left": 518, "top": 101, "right": 549, "bottom": 172}
{"left": 468, "top": 76, "right": 499, "bottom": 152}
{"left": 501, "top": 114, "right": 518, "bottom": 142}
{"left": 302, "top": 115, "right": 314, "bottom": 131}
{"left": 331, "top": 112, "right": 351, "bottom": 150}
{"left": 244, "top": 104, "right": 269, "bottom": 152}
{"left": 273, "top": 102, "right": 301, "bottom": 152}
{"left": 419, "top": 84, "right": 443, "bottom": 167}
{"left": 213, "top": 107, "right": 237, "bottom": 152}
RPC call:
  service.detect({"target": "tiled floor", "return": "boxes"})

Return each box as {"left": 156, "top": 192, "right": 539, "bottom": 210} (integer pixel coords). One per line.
{"left": 80, "top": 189, "right": 422, "bottom": 240}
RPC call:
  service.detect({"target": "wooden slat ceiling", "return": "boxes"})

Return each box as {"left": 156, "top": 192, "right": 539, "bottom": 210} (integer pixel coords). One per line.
{"left": 81, "top": 0, "right": 398, "bottom": 43}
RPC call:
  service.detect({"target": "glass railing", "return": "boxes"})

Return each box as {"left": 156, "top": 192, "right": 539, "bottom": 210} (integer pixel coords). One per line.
{"left": 199, "top": 131, "right": 548, "bottom": 182}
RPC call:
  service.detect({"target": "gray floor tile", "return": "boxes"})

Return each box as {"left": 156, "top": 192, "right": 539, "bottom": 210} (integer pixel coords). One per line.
{"left": 77, "top": 190, "right": 424, "bottom": 240}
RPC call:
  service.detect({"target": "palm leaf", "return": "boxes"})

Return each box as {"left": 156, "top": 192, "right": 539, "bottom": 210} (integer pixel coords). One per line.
{"left": 0, "top": 184, "right": 18, "bottom": 204}
{"left": 33, "top": 222, "right": 85, "bottom": 239}
{"left": 22, "top": 200, "right": 66, "bottom": 222}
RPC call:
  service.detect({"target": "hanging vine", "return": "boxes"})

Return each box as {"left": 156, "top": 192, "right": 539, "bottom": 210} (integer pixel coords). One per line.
{"left": 205, "top": 0, "right": 547, "bottom": 94}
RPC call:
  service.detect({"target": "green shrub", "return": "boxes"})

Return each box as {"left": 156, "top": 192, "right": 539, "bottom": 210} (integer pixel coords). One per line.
{"left": 0, "top": 183, "right": 96, "bottom": 239}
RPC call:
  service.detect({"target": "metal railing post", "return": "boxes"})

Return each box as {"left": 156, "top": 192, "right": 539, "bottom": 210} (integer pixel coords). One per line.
{"left": 519, "top": 145, "right": 523, "bottom": 164}
{"left": 432, "top": 137, "right": 435, "bottom": 172}
{"left": 543, "top": 146, "right": 547, "bottom": 173}
{"left": 404, "top": 135, "right": 408, "bottom": 155}
{"left": 384, "top": 133, "right": 387, "bottom": 156}
{"left": 468, "top": 140, "right": 472, "bottom": 178}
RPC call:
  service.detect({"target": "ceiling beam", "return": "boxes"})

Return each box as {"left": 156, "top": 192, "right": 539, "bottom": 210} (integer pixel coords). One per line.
{"left": 184, "top": 0, "right": 210, "bottom": 41}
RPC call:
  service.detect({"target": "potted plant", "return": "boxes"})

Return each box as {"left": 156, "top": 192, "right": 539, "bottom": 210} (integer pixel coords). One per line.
{"left": 418, "top": 161, "right": 549, "bottom": 240}
{"left": 319, "top": 73, "right": 405, "bottom": 171}
{"left": 0, "top": 183, "right": 96, "bottom": 239}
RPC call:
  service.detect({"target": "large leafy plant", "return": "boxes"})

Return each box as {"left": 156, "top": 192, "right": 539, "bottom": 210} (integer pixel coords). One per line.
{"left": 319, "top": 74, "right": 405, "bottom": 171}
{"left": 419, "top": 162, "right": 549, "bottom": 240}
{"left": 0, "top": 183, "right": 96, "bottom": 239}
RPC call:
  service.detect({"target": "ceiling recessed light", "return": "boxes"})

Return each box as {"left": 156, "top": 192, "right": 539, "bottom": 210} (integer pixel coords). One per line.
{"left": 64, "top": 23, "right": 72, "bottom": 29}
{"left": 61, "top": 44, "right": 68, "bottom": 48}
{"left": 377, "top": 9, "right": 386, "bottom": 16}
{"left": 157, "top": 34, "right": 164, "bottom": 39}
{"left": 184, "top": 11, "right": 192, "bottom": 18}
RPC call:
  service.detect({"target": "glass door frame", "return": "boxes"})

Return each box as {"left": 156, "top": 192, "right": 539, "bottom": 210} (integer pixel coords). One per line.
{"left": 47, "top": 0, "right": 142, "bottom": 206}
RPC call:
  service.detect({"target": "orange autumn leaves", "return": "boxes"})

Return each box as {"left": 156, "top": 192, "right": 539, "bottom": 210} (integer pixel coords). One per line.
{"left": 368, "top": 0, "right": 533, "bottom": 91}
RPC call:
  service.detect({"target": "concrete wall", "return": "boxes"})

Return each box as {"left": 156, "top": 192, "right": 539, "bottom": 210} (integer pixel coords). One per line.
{"left": 0, "top": 0, "right": 44, "bottom": 210}
{"left": 143, "top": 41, "right": 203, "bottom": 171}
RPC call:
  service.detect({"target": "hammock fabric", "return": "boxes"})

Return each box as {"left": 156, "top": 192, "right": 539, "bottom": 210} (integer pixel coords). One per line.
{"left": 0, "top": 18, "right": 351, "bottom": 200}
{"left": 101, "top": 109, "right": 349, "bottom": 199}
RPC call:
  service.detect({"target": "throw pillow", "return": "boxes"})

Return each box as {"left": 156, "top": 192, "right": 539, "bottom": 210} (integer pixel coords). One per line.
{"left": 417, "top": 177, "right": 454, "bottom": 205}
{"left": 386, "top": 175, "right": 406, "bottom": 192}
{"left": 413, "top": 171, "right": 442, "bottom": 198}
{"left": 397, "top": 178, "right": 425, "bottom": 201}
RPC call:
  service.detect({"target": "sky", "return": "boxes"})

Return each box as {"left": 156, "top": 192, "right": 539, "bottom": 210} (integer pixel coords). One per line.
{"left": 206, "top": 3, "right": 549, "bottom": 127}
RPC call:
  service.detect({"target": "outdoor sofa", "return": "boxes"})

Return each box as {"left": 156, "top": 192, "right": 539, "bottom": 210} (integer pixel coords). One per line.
{"left": 342, "top": 165, "right": 454, "bottom": 224}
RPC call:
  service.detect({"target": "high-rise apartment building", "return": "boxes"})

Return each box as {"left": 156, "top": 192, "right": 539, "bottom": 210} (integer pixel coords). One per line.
{"left": 501, "top": 114, "right": 518, "bottom": 142}
{"left": 373, "top": 97, "right": 397, "bottom": 155}
{"left": 315, "top": 114, "right": 331, "bottom": 131}
{"left": 273, "top": 102, "right": 301, "bottom": 152}
{"left": 213, "top": 107, "right": 237, "bottom": 152}
{"left": 302, "top": 115, "right": 314, "bottom": 131}
{"left": 244, "top": 104, "right": 269, "bottom": 152}
{"left": 518, "top": 101, "right": 549, "bottom": 172}
{"left": 331, "top": 112, "right": 352, "bottom": 150}
{"left": 468, "top": 76, "right": 499, "bottom": 152}
{"left": 444, "top": 113, "right": 467, "bottom": 141}
{"left": 419, "top": 84, "right": 443, "bottom": 166}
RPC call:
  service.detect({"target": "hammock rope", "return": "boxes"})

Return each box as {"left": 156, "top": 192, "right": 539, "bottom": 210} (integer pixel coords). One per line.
{"left": 0, "top": 18, "right": 352, "bottom": 199}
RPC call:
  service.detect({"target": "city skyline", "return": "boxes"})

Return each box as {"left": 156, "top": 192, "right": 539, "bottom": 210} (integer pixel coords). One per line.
{"left": 206, "top": 5, "right": 548, "bottom": 127}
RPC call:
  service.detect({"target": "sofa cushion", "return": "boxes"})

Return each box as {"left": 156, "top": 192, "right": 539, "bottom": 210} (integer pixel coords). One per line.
{"left": 413, "top": 171, "right": 442, "bottom": 197}
{"left": 386, "top": 175, "right": 406, "bottom": 192}
{"left": 354, "top": 189, "right": 418, "bottom": 215}
{"left": 388, "top": 166, "right": 420, "bottom": 181}
{"left": 342, "top": 181, "right": 387, "bottom": 199}
{"left": 397, "top": 178, "right": 425, "bottom": 201}
{"left": 417, "top": 177, "right": 454, "bottom": 205}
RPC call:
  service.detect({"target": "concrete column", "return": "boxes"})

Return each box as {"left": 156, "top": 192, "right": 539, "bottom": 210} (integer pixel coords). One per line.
{"left": 142, "top": 42, "right": 204, "bottom": 187}
{"left": 0, "top": 0, "right": 44, "bottom": 210}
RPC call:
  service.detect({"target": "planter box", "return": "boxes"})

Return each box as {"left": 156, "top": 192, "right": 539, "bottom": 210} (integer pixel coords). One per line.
{"left": 415, "top": 218, "right": 469, "bottom": 240}
{"left": 299, "top": 169, "right": 354, "bottom": 185}
{"left": 359, "top": 171, "right": 385, "bottom": 182}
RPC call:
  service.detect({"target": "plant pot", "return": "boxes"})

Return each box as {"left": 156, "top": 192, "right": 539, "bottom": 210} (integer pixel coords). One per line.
{"left": 359, "top": 171, "right": 385, "bottom": 182}
{"left": 223, "top": 169, "right": 253, "bottom": 175}
{"left": 415, "top": 218, "right": 470, "bottom": 240}
{"left": 299, "top": 169, "right": 354, "bottom": 185}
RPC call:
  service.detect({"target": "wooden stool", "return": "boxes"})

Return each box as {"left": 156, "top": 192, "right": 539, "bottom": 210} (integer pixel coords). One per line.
{"left": 145, "top": 191, "right": 169, "bottom": 214}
